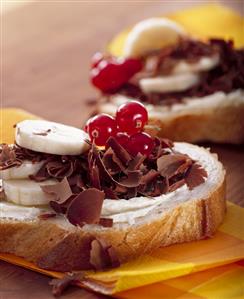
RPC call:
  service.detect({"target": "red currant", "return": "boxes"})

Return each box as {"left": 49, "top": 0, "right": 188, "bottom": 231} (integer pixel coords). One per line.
{"left": 91, "top": 52, "right": 104, "bottom": 68}
{"left": 90, "top": 56, "right": 142, "bottom": 93}
{"left": 122, "top": 58, "right": 143, "bottom": 77}
{"left": 85, "top": 114, "right": 117, "bottom": 146}
{"left": 115, "top": 132, "right": 130, "bottom": 148}
{"left": 128, "top": 132, "right": 154, "bottom": 157}
{"left": 91, "top": 61, "right": 128, "bottom": 93}
{"left": 116, "top": 101, "right": 148, "bottom": 135}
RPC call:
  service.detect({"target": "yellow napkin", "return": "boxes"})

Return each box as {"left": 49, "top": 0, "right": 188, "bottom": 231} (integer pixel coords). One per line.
{"left": 0, "top": 108, "right": 39, "bottom": 144}
{"left": 108, "top": 3, "right": 244, "bottom": 57}
{"left": 1, "top": 107, "right": 244, "bottom": 298}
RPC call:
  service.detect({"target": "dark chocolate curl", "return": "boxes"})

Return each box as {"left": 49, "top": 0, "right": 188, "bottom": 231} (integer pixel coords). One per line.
{"left": 185, "top": 163, "right": 208, "bottom": 190}
{"left": 0, "top": 144, "right": 21, "bottom": 170}
{"left": 106, "top": 137, "right": 132, "bottom": 166}
{"left": 41, "top": 177, "right": 73, "bottom": 204}
{"left": 49, "top": 273, "right": 82, "bottom": 297}
{"left": 66, "top": 188, "right": 105, "bottom": 226}
{"left": 157, "top": 154, "right": 188, "bottom": 178}
{"left": 89, "top": 239, "right": 120, "bottom": 270}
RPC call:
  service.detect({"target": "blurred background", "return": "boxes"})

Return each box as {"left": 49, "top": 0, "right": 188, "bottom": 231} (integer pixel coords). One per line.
{"left": 1, "top": 0, "right": 243, "bottom": 127}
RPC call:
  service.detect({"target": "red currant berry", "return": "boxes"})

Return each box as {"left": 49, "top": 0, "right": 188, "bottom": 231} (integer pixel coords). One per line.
{"left": 91, "top": 52, "right": 104, "bottom": 68}
{"left": 115, "top": 132, "right": 130, "bottom": 148}
{"left": 116, "top": 101, "right": 148, "bottom": 135}
{"left": 122, "top": 58, "right": 143, "bottom": 77}
{"left": 86, "top": 114, "right": 117, "bottom": 146}
{"left": 90, "top": 56, "right": 143, "bottom": 93}
{"left": 91, "top": 61, "right": 128, "bottom": 93}
{"left": 128, "top": 132, "right": 154, "bottom": 157}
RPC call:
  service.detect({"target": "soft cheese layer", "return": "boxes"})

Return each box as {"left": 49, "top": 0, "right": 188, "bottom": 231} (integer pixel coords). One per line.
{"left": 0, "top": 202, "right": 48, "bottom": 221}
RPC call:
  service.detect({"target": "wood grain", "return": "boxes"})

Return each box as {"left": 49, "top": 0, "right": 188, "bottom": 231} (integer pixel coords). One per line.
{"left": 1, "top": 1, "right": 243, "bottom": 298}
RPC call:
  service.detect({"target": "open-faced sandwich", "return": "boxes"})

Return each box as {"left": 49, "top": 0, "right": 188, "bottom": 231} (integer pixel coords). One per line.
{"left": 92, "top": 18, "right": 244, "bottom": 144}
{"left": 0, "top": 102, "right": 226, "bottom": 272}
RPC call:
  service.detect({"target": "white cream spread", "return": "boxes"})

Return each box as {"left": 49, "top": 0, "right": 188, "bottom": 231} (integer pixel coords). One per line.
{"left": 0, "top": 202, "right": 48, "bottom": 221}
{"left": 0, "top": 143, "right": 224, "bottom": 225}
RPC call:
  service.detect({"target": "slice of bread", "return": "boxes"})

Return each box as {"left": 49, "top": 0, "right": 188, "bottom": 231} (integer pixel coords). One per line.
{"left": 0, "top": 143, "right": 226, "bottom": 272}
{"left": 99, "top": 89, "right": 244, "bottom": 144}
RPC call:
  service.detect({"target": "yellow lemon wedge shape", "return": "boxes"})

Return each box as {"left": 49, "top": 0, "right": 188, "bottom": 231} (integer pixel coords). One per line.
{"left": 123, "top": 18, "right": 185, "bottom": 58}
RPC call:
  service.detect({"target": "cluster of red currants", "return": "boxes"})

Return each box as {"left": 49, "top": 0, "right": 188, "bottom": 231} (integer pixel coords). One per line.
{"left": 85, "top": 101, "right": 154, "bottom": 157}
{"left": 90, "top": 52, "right": 142, "bottom": 93}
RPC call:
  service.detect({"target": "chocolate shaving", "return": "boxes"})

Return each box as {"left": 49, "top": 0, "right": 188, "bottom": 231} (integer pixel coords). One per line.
{"left": 157, "top": 154, "right": 190, "bottom": 178}
{"left": 0, "top": 144, "right": 21, "bottom": 170}
{"left": 46, "top": 160, "right": 74, "bottom": 179}
{"left": 49, "top": 273, "right": 83, "bottom": 297}
{"left": 119, "top": 170, "right": 142, "bottom": 188}
{"left": 68, "top": 174, "right": 85, "bottom": 193}
{"left": 0, "top": 188, "right": 5, "bottom": 200}
{"left": 66, "top": 188, "right": 105, "bottom": 226}
{"left": 29, "top": 163, "right": 49, "bottom": 182}
{"left": 41, "top": 177, "right": 73, "bottom": 204}
{"left": 90, "top": 143, "right": 141, "bottom": 189}
{"left": 106, "top": 137, "right": 132, "bottom": 166}
{"left": 33, "top": 129, "right": 51, "bottom": 136}
{"left": 89, "top": 239, "right": 120, "bottom": 270}
{"left": 103, "top": 187, "right": 118, "bottom": 199}
{"left": 185, "top": 163, "right": 208, "bottom": 190}
{"left": 49, "top": 200, "right": 68, "bottom": 214}
{"left": 0, "top": 144, "right": 47, "bottom": 171}
{"left": 140, "top": 169, "right": 159, "bottom": 185}
{"left": 127, "top": 153, "right": 146, "bottom": 171}
{"left": 168, "top": 179, "right": 186, "bottom": 192}
{"left": 99, "top": 218, "right": 113, "bottom": 227}
{"left": 102, "top": 148, "right": 121, "bottom": 175}
{"left": 38, "top": 213, "right": 57, "bottom": 220}
{"left": 90, "top": 163, "right": 101, "bottom": 189}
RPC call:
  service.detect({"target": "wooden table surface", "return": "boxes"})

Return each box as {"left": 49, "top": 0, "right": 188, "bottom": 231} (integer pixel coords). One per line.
{"left": 1, "top": 1, "right": 243, "bottom": 298}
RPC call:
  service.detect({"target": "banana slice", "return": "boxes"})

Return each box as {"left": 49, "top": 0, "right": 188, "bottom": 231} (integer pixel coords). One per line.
{"left": 173, "top": 55, "right": 220, "bottom": 74}
{"left": 124, "top": 18, "right": 185, "bottom": 58}
{"left": 15, "top": 120, "right": 90, "bottom": 155}
{"left": 139, "top": 73, "right": 200, "bottom": 94}
{"left": 3, "top": 179, "right": 58, "bottom": 206}
{"left": 0, "top": 161, "right": 44, "bottom": 180}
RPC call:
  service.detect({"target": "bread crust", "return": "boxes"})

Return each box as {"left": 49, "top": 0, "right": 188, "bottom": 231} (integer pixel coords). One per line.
{"left": 146, "top": 104, "right": 244, "bottom": 144}
{"left": 0, "top": 171, "right": 226, "bottom": 272}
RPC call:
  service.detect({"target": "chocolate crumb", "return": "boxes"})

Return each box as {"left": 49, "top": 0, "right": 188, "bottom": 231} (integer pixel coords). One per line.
{"left": 38, "top": 213, "right": 57, "bottom": 220}
{"left": 99, "top": 218, "right": 113, "bottom": 227}
{"left": 33, "top": 129, "right": 51, "bottom": 136}
{"left": 49, "top": 273, "right": 83, "bottom": 297}
{"left": 89, "top": 239, "right": 120, "bottom": 270}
